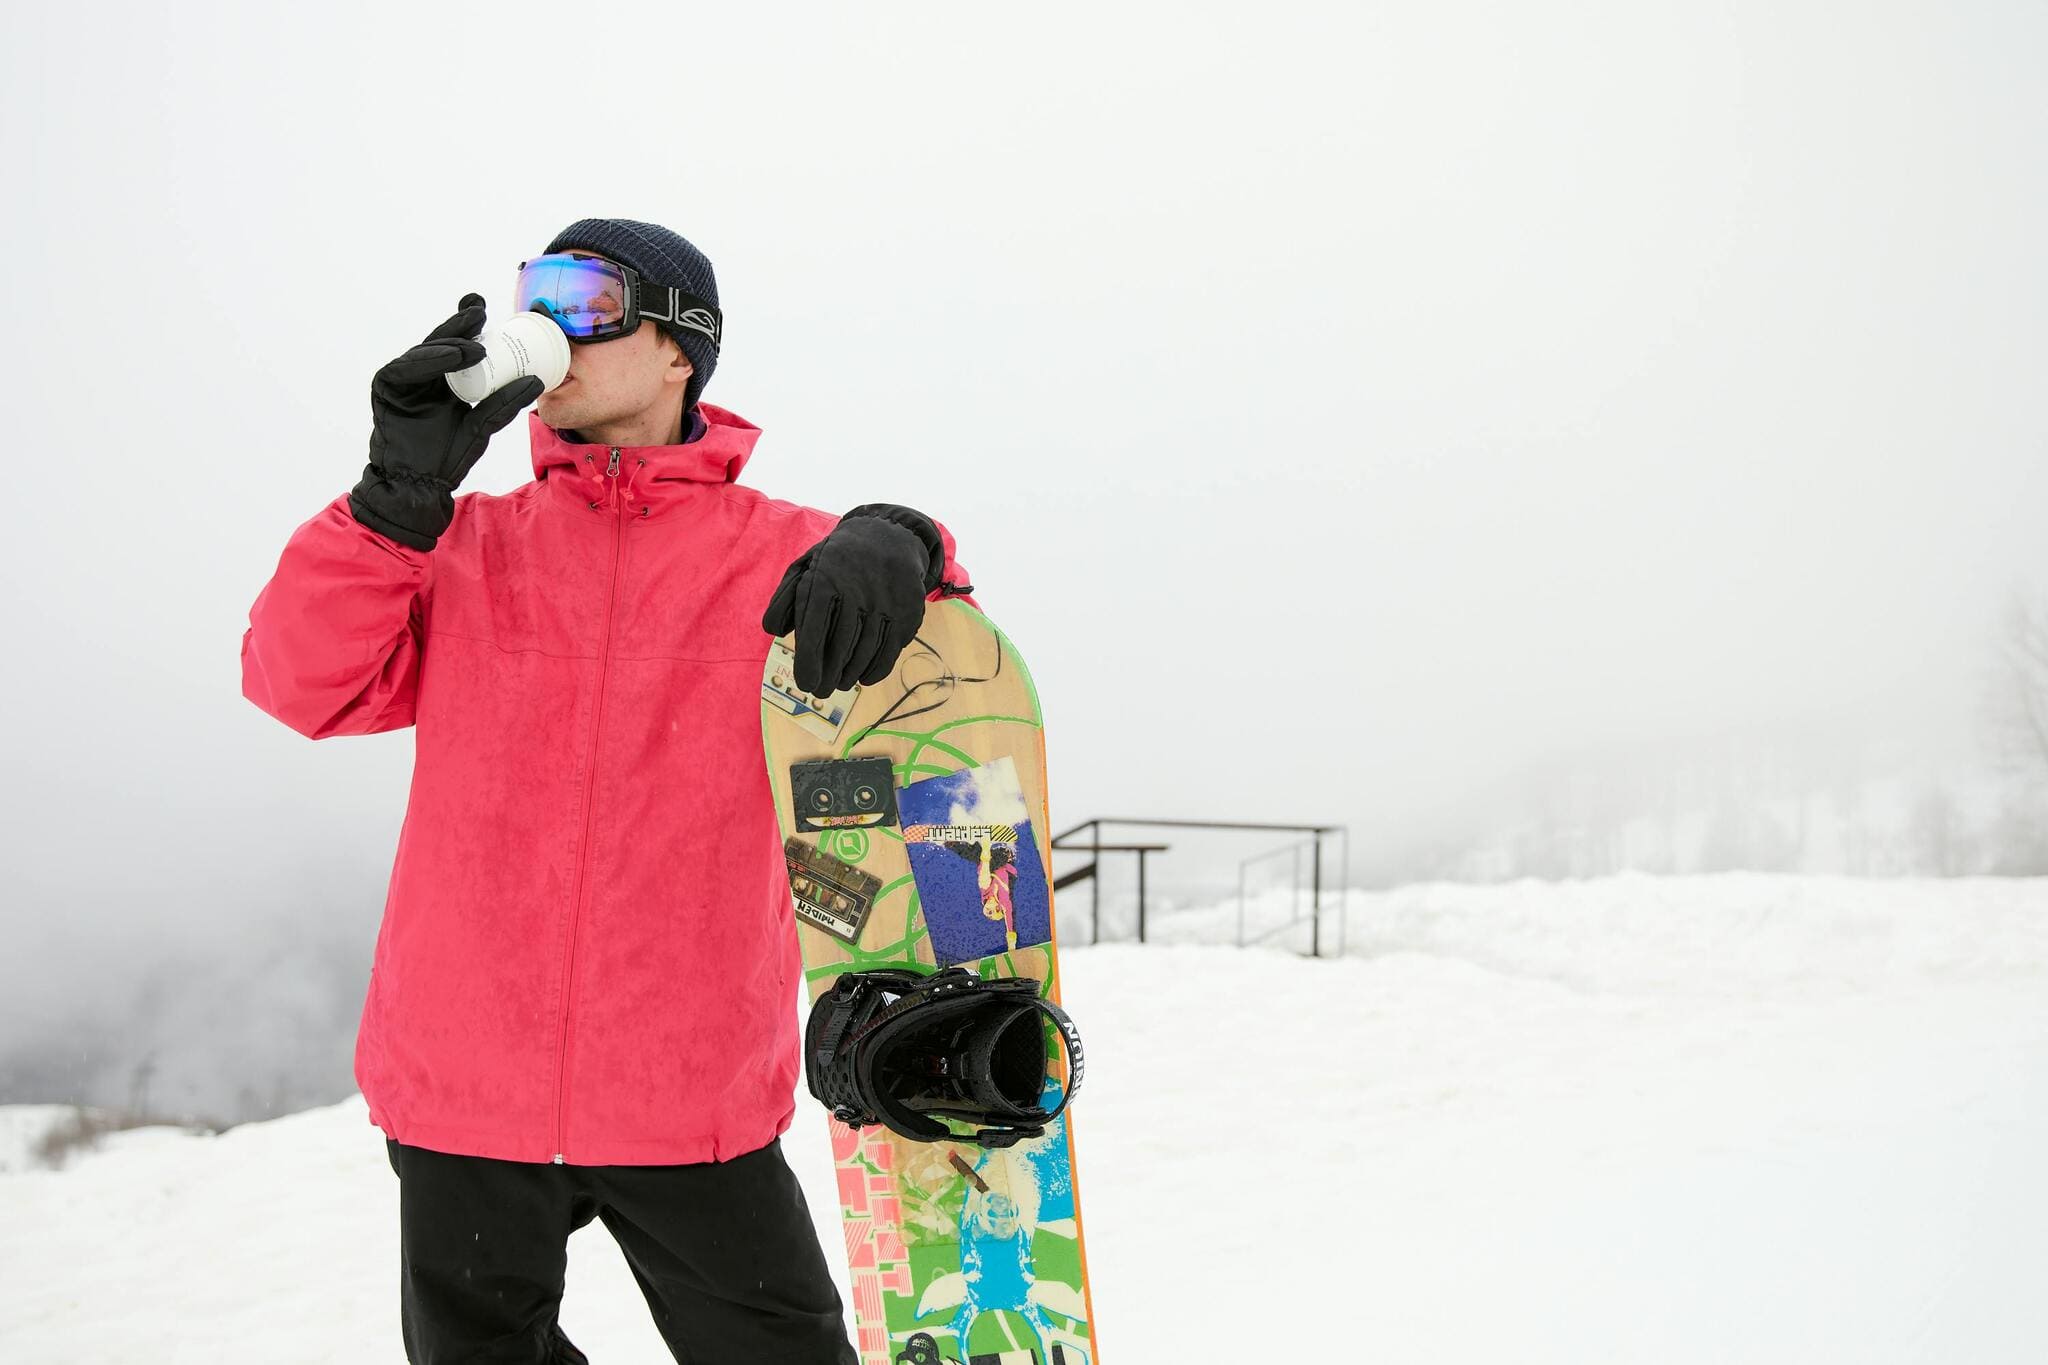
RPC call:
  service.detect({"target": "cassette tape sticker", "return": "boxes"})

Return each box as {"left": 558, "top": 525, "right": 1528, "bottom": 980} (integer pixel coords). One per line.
{"left": 783, "top": 836, "right": 882, "bottom": 944}
{"left": 761, "top": 638, "right": 857, "bottom": 744}
{"left": 790, "top": 755, "right": 900, "bottom": 833}
{"left": 899, "top": 755, "right": 1052, "bottom": 965}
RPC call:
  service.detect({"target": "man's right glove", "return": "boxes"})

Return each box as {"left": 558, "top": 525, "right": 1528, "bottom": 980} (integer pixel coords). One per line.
{"left": 348, "top": 293, "right": 545, "bottom": 552}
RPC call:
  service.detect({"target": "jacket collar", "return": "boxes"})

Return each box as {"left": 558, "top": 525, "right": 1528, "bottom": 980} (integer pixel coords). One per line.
{"left": 528, "top": 402, "right": 763, "bottom": 522}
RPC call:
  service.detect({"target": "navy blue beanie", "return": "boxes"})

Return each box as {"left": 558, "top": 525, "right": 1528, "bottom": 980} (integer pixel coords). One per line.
{"left": 544, "top": 218, "right": 719, "bottom": 414}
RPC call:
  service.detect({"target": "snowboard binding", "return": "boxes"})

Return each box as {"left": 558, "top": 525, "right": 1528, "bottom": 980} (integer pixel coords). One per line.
{"left": 804, "top": 966, "right": 1084, "bottom": 1150}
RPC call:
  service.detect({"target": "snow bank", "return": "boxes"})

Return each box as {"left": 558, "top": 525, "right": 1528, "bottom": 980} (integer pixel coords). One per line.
{"left": 1167, "top": 870, "right": 2048, "bottom": 992}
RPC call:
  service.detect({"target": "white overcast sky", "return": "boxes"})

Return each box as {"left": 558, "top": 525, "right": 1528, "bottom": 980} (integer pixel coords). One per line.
{"left": 3, "top": 1, "right": 2044, "bottom": 989}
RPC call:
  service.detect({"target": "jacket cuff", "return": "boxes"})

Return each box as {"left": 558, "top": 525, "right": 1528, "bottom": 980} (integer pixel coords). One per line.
{"left": 841, "top": 503, "right": 944, "bottom": 594}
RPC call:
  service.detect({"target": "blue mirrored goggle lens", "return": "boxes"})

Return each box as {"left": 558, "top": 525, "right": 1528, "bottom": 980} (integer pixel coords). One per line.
{"left": 514, "top": 253, "right": 629, "bottom": 338}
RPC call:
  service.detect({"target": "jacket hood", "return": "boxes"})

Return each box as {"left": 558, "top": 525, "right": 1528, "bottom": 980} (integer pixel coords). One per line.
{"left": 526, "top": 403, "right": 763, "bottom": 520}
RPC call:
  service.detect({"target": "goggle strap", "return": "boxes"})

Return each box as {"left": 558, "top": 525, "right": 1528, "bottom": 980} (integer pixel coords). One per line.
{"left": 637, "top": 284, "right": 723, "bottom": 349}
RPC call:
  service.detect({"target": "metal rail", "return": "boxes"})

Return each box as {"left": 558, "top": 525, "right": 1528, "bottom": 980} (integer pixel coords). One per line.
{"left": 1048, "top": 818, "right": 1352, "bottom": 957}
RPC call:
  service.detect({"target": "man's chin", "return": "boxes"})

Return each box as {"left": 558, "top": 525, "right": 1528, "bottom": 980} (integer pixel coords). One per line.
{"left": 537, "top": 391, "right": 580, "bottom": 426}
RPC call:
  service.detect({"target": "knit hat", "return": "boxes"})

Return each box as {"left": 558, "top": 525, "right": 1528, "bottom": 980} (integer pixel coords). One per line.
{"left": 543, "top": 217, "right": 720, "bottom": 414}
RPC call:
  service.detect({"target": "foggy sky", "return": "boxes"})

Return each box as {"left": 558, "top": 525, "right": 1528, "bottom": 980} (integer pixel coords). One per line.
{"left": 4, "top": 2, "right": 2045, "bottom": 1089}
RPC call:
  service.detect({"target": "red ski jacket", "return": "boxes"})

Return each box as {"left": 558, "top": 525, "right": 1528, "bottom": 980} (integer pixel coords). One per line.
{"left": 240, "top": 404, "right": 974, "bottom": 1165}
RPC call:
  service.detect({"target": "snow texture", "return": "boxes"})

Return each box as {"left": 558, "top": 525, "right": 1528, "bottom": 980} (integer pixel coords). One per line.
{"left": 4, "top": 872, "right": 2045, "bottom": 1362}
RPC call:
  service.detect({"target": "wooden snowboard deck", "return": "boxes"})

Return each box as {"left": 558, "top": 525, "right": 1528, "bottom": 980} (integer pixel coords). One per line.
{"left": 761, "top": 599, "right": 1099, "bottom": 1365}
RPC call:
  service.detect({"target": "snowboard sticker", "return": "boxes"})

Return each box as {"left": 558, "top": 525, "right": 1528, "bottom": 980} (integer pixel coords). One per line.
{"left": 898, "top": 757, "right": 1053, "bottom": 966}
{"left": 785, "top": 836, "right": 883, "bottom": 944}
{"left": 793, "top": 754, "right": 902, "bottom": 832}
{"left": 762, "top": 637, "right": 858, "bottom": 743}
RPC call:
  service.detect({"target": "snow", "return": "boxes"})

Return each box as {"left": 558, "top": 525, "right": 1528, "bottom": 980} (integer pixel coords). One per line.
{"left": 4, "top": 872, "right": 2046, "bottom": 1362}
{"left": 0, "top": 1105, "right": 78, "bottom": 1175}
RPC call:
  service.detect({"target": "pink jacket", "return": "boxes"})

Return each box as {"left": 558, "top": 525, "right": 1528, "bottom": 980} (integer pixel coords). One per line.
{"left": 240, "top": 404, "right": 974, "bottom": 1165}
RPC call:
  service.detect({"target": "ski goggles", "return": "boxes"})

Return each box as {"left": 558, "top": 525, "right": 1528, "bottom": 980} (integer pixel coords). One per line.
{"left": 513, "top": 251, "right": 722, "bottom": 348}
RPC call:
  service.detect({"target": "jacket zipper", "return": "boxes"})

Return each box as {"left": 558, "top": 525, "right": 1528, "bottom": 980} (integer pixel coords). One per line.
{"left": 553, "top": 445, "right": 627, "bottom": 1163}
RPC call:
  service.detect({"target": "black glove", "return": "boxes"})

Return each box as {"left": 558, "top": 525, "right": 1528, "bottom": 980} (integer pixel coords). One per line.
{"left": 761, "top": 504, "right": 946, "bottom": 695}
{"left": 348, "top": 293, "right": 545, "bottom": 552}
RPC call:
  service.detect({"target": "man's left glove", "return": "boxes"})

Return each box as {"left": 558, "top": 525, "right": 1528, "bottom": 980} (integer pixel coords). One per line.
{"left": 761, "top": 503, "right": 946, "bottom": 696}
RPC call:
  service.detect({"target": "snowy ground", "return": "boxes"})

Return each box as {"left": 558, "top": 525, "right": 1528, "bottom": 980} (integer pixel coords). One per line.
{"left": 5, "top": 872, "right": 2046, "bottom": 1362}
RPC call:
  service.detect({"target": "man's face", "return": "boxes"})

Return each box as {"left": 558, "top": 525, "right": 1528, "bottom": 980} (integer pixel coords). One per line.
{"left": 531, "top": 254, "right": 693, "bottom": 433}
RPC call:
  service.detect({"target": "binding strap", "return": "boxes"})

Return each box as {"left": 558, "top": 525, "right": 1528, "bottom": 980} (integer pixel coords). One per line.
{"left": 807, "top": 968, "right": 1084, "bottom": 1150}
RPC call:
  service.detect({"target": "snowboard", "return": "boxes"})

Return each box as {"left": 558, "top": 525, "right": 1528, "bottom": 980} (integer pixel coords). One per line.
{"left": 761, "top": 597, "right": 1100, "bottom": 1365}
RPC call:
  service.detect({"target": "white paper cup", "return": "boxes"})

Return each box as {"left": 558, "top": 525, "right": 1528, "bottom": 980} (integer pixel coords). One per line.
{"left": 446, "top": 310, "right": 571, "bottom": 404}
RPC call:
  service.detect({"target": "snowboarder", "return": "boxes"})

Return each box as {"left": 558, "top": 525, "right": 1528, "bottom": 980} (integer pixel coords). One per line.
{"left": 239, "top": 217, "right": 976, "bottom": 1364}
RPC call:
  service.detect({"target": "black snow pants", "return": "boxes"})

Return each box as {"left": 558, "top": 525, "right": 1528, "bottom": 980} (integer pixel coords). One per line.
{"left": 383, "top": 1134, "right": 856, "bottom": 1364}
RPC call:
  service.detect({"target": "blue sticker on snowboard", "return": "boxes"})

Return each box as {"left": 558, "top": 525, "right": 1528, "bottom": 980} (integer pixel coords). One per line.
{"left": 898, "top": 757, "right": 1052, "bottom": 966}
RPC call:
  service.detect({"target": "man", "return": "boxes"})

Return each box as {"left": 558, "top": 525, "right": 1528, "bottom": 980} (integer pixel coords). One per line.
{"left": 239, "top": 218, "right": 976, "bottom": 1363}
